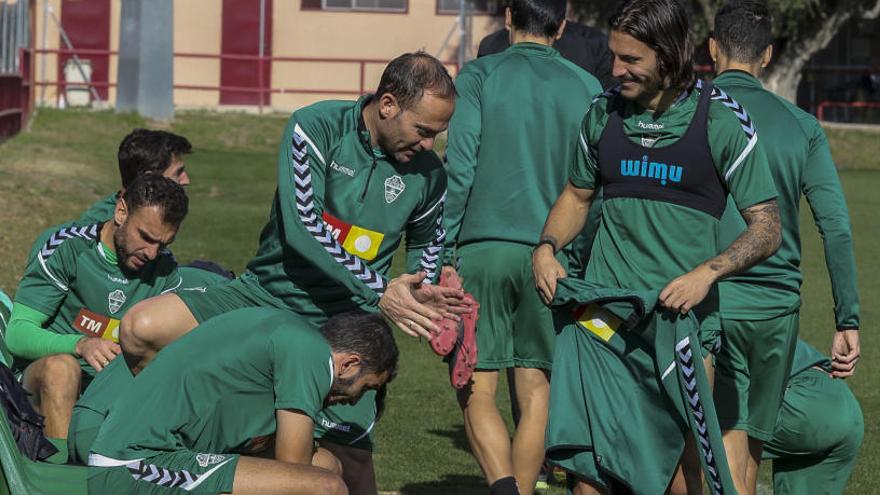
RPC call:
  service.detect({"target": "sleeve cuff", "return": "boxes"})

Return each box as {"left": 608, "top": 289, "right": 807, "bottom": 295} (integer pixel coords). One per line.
{"left": 568, "top": 176, "right": 595, "bottom": 190}
{"left": 275, "top": 402, "right": 319, "bottom": 422}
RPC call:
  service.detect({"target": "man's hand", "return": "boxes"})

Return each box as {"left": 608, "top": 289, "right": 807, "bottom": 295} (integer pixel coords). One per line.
{"left": 831, "top": 329, "right": 860, "bottom": 378}
{"left": 379, "top": 272, "right": 448, "bottom": 338}
{"left": 659, "top": 265, "right": 716, "bottom": 315}
{"left": 414, "top": 266, "right": 474, "bottom": 320}
{"left": 75, "top": 337, "right": 121, "bottom": 372}
{"left": 532, "top": 244, "right": 566, "bottom": 304}
{"left": 441, "top": 265, "right": 458, "bottom": 284}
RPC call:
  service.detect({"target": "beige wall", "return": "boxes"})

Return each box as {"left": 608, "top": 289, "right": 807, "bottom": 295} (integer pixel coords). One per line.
{"left": 32, "top": 1, "right": 501, "bottom": 112}
{"left": 270, "top": 1, "right": 499, "bottom": 110}
{"left": 33, "top": 0, "right": 61, "bottom": 106}
{"left": 174, "top": 0, "right": 221, "bottom": 107}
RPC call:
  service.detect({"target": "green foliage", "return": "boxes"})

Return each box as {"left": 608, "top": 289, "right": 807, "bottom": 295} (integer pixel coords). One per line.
{"left": 568, "top": 0, "right": 878, "bottom": 64}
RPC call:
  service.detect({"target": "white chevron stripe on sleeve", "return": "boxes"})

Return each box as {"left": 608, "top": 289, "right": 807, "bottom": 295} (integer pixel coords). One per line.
{"left": 293, "top": 123, "right": 326, "bottom": 166}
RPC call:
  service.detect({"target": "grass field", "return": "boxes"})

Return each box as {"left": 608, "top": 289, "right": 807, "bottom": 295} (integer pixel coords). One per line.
{"left": 0, "top": 108, "right": 877, "bottom": 494}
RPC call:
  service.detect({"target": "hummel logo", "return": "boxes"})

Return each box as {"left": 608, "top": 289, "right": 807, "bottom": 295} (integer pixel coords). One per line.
{"left": 330, "top": 161, "right": 355, "bottom": 177}
{"left": 196, "top": 453, "right": 226, "bottom": 468}
{"left": 181, "top": 286, "right": 208, "bottom": 293}
{"left": 637, "top": 121, "right": 664, "bottom": 130}
{"left": 321, "top": 418, "right": 351, "bottom": 432}
{"left": 107, "top": 274, "right": 129, "bottom": 284}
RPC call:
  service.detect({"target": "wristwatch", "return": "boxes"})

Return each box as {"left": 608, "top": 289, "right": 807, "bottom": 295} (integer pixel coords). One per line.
{"left": 533, "top": 239, "right": 557, "bottom": 255}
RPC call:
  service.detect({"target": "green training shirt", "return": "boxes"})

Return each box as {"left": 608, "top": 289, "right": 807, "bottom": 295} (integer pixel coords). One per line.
{"left": 14, "top": 223, "right": 181, "bottom": 376}
{"left": 570, "top": 82, "right": 777, "bottom": 327}
{"left": 27, "top": 193, "right": 118, "bottom": 264}
{"left": 443, "top": 43, "right": 602, "bottom": 259}
{"left": 246, "top": 95, "right": 447, "bottom": 315}
{"left": 715, "top": 70, "right": 859, "bottom": 329}
{"left": 89, "top": 307, "right": 333, "bottom": 461}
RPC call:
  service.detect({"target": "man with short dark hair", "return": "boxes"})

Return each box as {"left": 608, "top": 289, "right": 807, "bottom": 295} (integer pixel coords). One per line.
{"left": 117, "top": 51, "right": 469, "bottom": 494}
{"left": 444, "top": 1, "right": 602, "bottom": 493}
{"left": 7, "top": 175, "right": 187, "bottom": 445}
{"left": 478, "top": 1, "right": 614, "bottom": 88}
{"left": 67, "top": 261, "right": 238, "bottom": 466}
{"left": 709, "top": 2, "right": 861, "bottom": 494}
{"left": 532, "top": 0, "right": 782, "bottom": 492}
{"left": 116, "top": 129, "right": 192, "bottom": 187}
{"left": 86, "top": 308, "right": 397, "bottom": 495}
{"left": 26, "top": 129, "right": 192, "bottom": 264}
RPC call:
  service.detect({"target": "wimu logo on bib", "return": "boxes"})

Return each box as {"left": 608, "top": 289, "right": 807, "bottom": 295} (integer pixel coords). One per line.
{"left": 322, "top": 211, "right": 384, "bottom": 261}
{"left": 621, "top": 155, "right": 682, "bottom": 186}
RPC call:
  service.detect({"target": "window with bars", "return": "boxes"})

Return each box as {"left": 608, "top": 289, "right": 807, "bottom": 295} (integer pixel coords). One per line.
{"left": 302, "top": 0, "right": 408, "bottom": 12}
{"left": 437, "top": 0, "right": 504, "bottom": 15}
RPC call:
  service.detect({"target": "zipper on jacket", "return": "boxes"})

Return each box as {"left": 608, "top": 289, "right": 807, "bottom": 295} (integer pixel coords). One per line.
{"left": 360, "top": 154, "right": 378, "bottom": 202}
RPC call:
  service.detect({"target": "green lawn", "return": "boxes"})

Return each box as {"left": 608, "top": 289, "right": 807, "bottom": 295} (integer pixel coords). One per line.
{"left": 0, "top": 109, "right": 877, "bottom": 494}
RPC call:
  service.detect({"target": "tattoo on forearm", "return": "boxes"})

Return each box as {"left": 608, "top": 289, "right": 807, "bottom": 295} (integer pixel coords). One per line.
{"left": 707, "top": 201, "right": 781, "bottom": 278}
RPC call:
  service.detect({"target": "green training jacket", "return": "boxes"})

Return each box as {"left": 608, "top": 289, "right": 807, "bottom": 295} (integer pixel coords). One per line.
{"left": 443, "top": 43, "right": 602, "bottom": 261}
{"left": 546, "top": 277, "right": 737, "bottom": 494}
{"left": 715, "top": 70, "right": 859, "bottom": 329}
{"left": 246, "top": 95, "right": 447, "bottom": 314}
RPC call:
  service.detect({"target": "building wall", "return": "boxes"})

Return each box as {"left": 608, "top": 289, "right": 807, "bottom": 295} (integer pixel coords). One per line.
{"left": 174, "top": 0, "right": 221, "bottom": 107}
{"left": 33, "top": 0, "right": 60, "bottom": 105}
{"left": 32, "top": 0, "right": 501, "bottom": 112}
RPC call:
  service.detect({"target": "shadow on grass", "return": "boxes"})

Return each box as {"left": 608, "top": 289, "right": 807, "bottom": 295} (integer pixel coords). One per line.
{"left": 399, "top": 474, "right": 487, "bottom": 495}
{"left": 427, "top": 425, "right": 471, "bottom": 453}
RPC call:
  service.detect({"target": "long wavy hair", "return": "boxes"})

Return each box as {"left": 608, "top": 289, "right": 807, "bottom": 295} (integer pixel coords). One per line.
{"left": 609, "top": 0, "right": 695, "bottom": 92}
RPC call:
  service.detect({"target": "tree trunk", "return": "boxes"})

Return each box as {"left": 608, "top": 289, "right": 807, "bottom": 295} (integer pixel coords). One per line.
{"left": 763, "top": 0, "right": 880, "bottom": 103}
{"left": 762, "top": 9, "right": 853, "bottom": 102}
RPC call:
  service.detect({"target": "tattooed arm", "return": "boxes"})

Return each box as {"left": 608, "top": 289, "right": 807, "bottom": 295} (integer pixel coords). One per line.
{"left": 659, "top": 200, "right": 782, "bottom": 314}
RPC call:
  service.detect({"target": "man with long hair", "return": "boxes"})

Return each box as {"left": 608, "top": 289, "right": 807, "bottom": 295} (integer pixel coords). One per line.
{"left": 532, "top": 0, "right": 782, "bottom": 492}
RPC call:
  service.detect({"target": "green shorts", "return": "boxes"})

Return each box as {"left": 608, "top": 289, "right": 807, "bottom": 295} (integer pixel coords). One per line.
{"left": 715, "top": 312, "right": 799, "bottom": 440}
{"left": 313, "top": 389, "right": 377, "bottom": 451}
{"left": 68, "top": 406, "right": 104, "bottom": 465}
{"left": 175, "top": 272, "right": 288, "bottom": 324}
{"left": 763, "top": 368, "right": 863, "bottom": 494}
{"left": 88, "top": 451, "right": 239, "bottom": 494}
{"left": 456, "top": 241, "right": 559, "bottom": 370}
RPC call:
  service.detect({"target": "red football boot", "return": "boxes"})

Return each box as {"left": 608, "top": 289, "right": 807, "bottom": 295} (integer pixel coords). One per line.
{"left": 430, "top": 317, "right": 458, "bottom": 357}
{"left": 447, "top": 294, "right": 479, "bottom": 389}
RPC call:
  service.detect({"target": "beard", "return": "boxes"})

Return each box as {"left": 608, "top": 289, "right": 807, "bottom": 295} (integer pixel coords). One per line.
{"left": 113, "top": 227, "right": 139, "bottom": 275}
{"left": 324, "top": 371, "right": 363, "bottom": 407}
